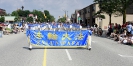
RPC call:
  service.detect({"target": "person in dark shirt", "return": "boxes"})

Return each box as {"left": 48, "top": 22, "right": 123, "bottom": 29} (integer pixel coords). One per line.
{"left": 0, "top": 26, "right": 2, "bottom": 31}
{"left": 0, "top": 25, "right": 3, "bottom": 38}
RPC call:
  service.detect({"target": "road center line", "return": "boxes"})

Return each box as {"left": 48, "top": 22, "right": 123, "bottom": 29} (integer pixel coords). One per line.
{"left": 65, "top": 49, "right": 72, "bottom": 60}
{"left": 118, "top": 54, "right": 133, "bottom": 57}
{"left": 43, "top": 48, "right": 47, "bottom": 66}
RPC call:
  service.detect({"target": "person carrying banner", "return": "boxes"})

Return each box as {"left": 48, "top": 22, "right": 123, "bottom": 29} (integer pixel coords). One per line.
{"left": 87, "top": 26, "right": 92, "bottom": 50}
{"left": 58, "top": 23, "right": 61, "bottom": 31}
{"left": 27, "top": 25, "right": 32, "bottom": 50}
{"left": 60, "top": 23, "right": 65, "bottom": 31}
{"left": 42, "top": 23, "right": 46, "bottom": 30}
{"left": 80, "top": 24, "right": 82, "bottom": 31}
{"left": 48, "top": 23, "right": 52, "bottom": 30}
{"left": 45, "top": 23, "right": 49, "bottom": 30}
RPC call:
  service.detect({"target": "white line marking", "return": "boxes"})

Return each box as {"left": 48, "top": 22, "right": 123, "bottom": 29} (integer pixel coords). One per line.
{"left": 118, "top": 54, "right": 133, "bottom": 57}
{"left": 65, "top": 49, "right": 72, "bottom": 60}
{"left": 92, "top": 41, "right": 96, "bottom": 43}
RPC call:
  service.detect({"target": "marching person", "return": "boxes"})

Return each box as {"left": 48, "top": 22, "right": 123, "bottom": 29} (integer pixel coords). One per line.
{"left": 27, "top": 25, "right": 32, "bottom": 50}
{"left": 58, "top": 23, "right": 61, "bottom": 31}
{"left": 69, "top": 22, "right": 73, "bottom": 31}
{"left": 87, "top": 25, "right": 92, "bottom": 50}
{"left": 80, "top": 24, "right": 82, "bottom": 30}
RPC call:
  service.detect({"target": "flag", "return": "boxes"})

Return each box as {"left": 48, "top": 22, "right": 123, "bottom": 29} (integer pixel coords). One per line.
{"left": 77, "top": 12, "right": 80, "bottom": 17}
{"left": 44, "top": 14, "right": 47, "bottom": 18}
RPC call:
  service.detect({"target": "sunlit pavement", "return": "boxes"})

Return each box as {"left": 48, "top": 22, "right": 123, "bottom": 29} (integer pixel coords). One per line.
{"left": 0, "top": 31, "right": 133, "bottom": 66}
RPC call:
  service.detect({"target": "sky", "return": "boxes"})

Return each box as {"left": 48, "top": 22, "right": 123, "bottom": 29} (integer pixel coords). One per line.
{"left": 0, "top": 0, "right": 94, "bottom": 20}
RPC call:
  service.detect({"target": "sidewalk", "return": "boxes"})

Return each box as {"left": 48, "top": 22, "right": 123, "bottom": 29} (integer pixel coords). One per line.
{"left": 0, "top": 32, "right": 25, "bottom": 40}
{"left": 0, "top": 34, "right": 10, "bottom": 39}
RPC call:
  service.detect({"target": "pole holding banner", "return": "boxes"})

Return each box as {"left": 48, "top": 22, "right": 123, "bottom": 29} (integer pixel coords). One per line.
{"left": 27, "top": 27, "right": 32, "bottom": 50}
{"left": 87, "top": 35, "right": 91, "bottom": 50}
{"left": 28, "top": 36, "right": 32, "bottom": 50}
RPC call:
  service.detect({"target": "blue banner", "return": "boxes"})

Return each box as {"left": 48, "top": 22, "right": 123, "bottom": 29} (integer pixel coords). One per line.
{"left": 27, "top": 30, "right": 91, "bottom": 46}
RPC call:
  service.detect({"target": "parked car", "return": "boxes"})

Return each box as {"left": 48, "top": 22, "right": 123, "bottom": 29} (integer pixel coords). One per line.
{"left": 0, "top": 22, "right": 5, "bottom": 26}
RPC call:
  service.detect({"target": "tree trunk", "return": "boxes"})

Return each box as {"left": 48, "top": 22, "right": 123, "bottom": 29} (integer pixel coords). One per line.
{"left": 109, "top": 14, "right": 112, "bottom": 25}
{"left": 123, "top": 9, "right": 126, "bottom": 24}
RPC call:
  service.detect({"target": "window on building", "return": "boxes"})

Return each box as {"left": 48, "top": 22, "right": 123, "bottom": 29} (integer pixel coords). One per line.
{"left": 82, "top": 10, "right": 84, "bottom": 14}
{"left": 84, "top": 8, "right": 87, "bottom": 14}
{"left": 88, "top": 7, "right": 90, "bottom": 13}
{"left": 93, "top": 5, "right": 96, "bottom": 11}
{"left": 79, "top": 11, "right": 81, "bottom": 15}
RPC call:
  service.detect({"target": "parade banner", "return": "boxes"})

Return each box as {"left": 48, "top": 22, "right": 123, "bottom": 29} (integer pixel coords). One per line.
{"left": 26, "top": 30, "right": 91, "bottom": 47}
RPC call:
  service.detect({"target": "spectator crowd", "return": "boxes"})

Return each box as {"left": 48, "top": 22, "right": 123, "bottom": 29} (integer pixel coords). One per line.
{"left": 1, "top": 21, "right": 133, "bottom": 46}
{"left": 93, "top": 22, "right": 133, "bottom": 46}
{"left": 0, "top": 22, "right": 25, "bottom": 38}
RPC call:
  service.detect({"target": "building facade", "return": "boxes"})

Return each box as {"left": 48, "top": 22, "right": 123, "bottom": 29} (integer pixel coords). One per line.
{"left": 94, "top": 4, "right": 133, "bottom": 30}
{"left": 70, "top": 10, "right": 80, "bottom": 23}
{"left": 4, "top": 16, "right": 15, "bottom": 22}
{"left": 70, "top": 13, "right": 75, "bottom": 22}
{"left": 0, "top": 8, "right": 6, "bottom": 16}
{"left": 71, "top": 3, "right": 133, "bottom": 30}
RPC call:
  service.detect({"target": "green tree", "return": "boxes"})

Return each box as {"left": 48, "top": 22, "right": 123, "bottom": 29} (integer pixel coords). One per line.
{"left": 17, "top": 10, "right": 24, "bottom": 17}
{"left": 36, "top": 18, "right": 40, "bottom": 22}
{"left": 0, "top": 17, "right": 5, "bottom": 22}
{"left": 24, "top": 10, "right": 30, "bottom": 17}
{"left": 94, "top": 0, "right": 117, "bottom": 25}
{"left": 115, "top": 0, "right": 133, "bottom": 24}
{"left": 11, "top": 9, "right": 55, "bottom": 22}
{"left": 27, "top": 17, "right": 33, "bottom": 22}
{"left": 11, "top": 11, "right": 19, "bottom": 17}
{"left": 11, "top": 11, "right": 21, "bottom": 22}
{"left": 14, "top": 17, "right": 18, "bottom": 22}
{"left": 44, "top": 10, "right": 50, "bottom": 22}
{"left": 44, "top": 10, "right": 50, "bottom": 16}
{"left": 32, "top": 10, "right": 45, "bottom": 22}
{"left": 57, "top": 17, "right": 66, "bottom": 22}
{"left": 17, "top": 10, "right": 28, "bottom": 17}
{"left": 50, "top": 15, "right": 55, "bottom": 22}
{"left": 44, "top": 10, "right": 55, "bottom": 22}
{"left": 94, "top": 11, "right": 105, "bottom": 19}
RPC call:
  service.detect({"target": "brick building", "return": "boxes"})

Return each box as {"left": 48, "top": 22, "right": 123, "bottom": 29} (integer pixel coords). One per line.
{"left": 0, "top": 8, "right": 6, "bottom": 16}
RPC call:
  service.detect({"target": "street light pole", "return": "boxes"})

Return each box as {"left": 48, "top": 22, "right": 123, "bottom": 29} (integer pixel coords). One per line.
{"left": 67, "top": 11, "right": 68, "bottom": 21}
{"left": 67, "top": 11, "right": 69, "bottom": 17}
{"left": 62, "top": 9, "right": 68, "bottom": 22}
{"left": 65, "top": 11, "right": 67, "bottom": 21}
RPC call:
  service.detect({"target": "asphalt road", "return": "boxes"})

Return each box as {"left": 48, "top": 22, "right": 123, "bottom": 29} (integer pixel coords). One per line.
{"left": 0, "top": 32, "right": 133, "bottom": 66}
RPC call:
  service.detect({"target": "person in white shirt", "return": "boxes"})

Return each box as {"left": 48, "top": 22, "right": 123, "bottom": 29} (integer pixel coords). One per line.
{"left": 126, "top": 23, "right": 132, "bottom": 34}
{"left": 37, "top": 23, "right": 40, "bottom": 30}
{"left": 30, "top": 24, "right": 35, "bottom": 30}
{"left": 25, "top": 23, "right": 29, "bottom": 31}
{"left": 58, "top": 23, "right": 61, "bottom": 31}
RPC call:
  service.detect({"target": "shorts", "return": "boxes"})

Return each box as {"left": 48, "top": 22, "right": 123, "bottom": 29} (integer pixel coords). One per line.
{"left": 119, "top": 37, "right": 123, "bottom": 41}
{"left": 123, "top": 40, "right": 127, "bottom": 44}
{"left": 127, "top": 31, "right": 131, "bottom": 34}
